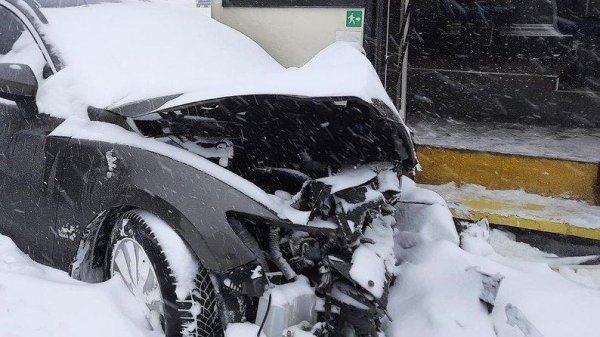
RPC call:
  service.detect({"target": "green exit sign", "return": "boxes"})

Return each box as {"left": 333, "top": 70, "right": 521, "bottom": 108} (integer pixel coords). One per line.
{"left": 346, "top": 10, "right": 363, "bottom": 28}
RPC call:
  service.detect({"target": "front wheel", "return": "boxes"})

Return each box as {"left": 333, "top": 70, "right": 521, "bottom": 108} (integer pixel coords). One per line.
{"left": 107, "top": 209, "right": 223, "bottom": 337}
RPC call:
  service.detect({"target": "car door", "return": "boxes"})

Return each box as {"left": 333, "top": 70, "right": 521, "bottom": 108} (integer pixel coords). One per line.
{"left": 0, "top": 6, "right": 64, "bottom": 265}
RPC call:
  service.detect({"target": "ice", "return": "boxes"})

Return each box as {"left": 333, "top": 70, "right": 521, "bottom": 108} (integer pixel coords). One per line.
{"left": 105, "top": 150, "right": 117, "bottom": 179}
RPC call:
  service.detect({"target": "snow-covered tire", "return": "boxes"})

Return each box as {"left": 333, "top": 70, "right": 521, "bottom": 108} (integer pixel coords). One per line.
{"left": 106, "top": 209, "right": 223, "bottom": 337}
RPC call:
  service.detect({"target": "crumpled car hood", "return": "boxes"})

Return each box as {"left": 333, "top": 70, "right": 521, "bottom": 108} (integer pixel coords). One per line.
{"left": 38, "top": 0, "right": 395, "bottom": 120}
{"left": 108, "top": 42, "right": 398, "bottom": 119}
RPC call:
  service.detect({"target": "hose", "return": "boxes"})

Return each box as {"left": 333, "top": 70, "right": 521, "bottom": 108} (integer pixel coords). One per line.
{"left": 269, "top": 227, "right": 297, "bottom": 281}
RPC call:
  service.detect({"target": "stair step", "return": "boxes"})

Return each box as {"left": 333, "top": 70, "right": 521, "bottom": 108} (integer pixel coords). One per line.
{"left": 412, "top": 119, "right": 600, "bottom": 205}
{"left": 407, "top": 68, "right": 600, "bottom": 127}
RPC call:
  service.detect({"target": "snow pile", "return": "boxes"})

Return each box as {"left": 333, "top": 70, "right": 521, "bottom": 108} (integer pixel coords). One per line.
{"left": 387, "top": 199, "right": 600, "bottom": 337}
{"left": 395, "top": 176, "right": 460, "bottom": 245}
{"left": 488, "top": 229, "right": 556, "bottom": 260}
{"left": 0, "top": 235, "right": 160, "bottom": 337}
{"left": 387, "top": 241, "right": 496, "bottom": 337}
{"left": 162, "top": 41, "right": 396, "bottom": 113}
{"left": 460, "top": 218, "right": 495, "bottom": 256}
{"left": 557, "top": 266, "right": 600, "bottom": 290}
{"left": 317, "top": 166, "right": 377, "bottom": 193}
{"left": 0, "top": 30, "right": 47, "bottom": 81}
{"left": 38, "top": 0, "right": 281, "bottom": 118}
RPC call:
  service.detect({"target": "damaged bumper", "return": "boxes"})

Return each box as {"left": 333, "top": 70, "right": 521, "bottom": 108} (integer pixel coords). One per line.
{"left": 216, "top": 164, "right": 403, "bottom": 337}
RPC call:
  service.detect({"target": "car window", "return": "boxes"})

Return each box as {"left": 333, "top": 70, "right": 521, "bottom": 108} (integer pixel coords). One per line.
{"left": 0, "top": 6, "right": 47, "bottom": 107}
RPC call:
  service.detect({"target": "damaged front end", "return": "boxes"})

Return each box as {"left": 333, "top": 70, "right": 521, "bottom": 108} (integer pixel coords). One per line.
{"left": 219, "top": 163, "right": 401, "bottom": 337}
{"left": 116, "top": 95, "right": 417, "bottom": 337}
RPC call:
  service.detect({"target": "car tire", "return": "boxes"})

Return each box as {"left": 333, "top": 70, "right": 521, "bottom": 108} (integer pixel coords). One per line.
{"left": 107, "top": 209, "right": 223, "bottom": 337}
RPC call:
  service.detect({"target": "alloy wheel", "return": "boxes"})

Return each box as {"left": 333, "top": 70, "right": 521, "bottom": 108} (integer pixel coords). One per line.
{"left": 110, "top": 238, "right": 165, "bottom": 333}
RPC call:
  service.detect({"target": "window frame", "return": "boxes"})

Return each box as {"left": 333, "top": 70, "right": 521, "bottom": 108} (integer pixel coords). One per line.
{"left": 0, "top": 1, "right": 57, "bottom": 74}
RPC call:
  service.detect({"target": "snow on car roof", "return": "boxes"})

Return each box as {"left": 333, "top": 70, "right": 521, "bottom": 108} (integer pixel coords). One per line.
{"left": 36, "top": 0, "right": 283, "bottom": 117}
{"left": 35, "top": 0, "right": 396, "bottom": 118}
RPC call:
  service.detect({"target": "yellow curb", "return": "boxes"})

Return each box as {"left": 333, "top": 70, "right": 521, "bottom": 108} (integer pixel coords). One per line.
{"left": 415, "top": 146, "right": 600, "bottom": 205}
{"left": 451, "top": 208, "right": 600, "bottom": 240}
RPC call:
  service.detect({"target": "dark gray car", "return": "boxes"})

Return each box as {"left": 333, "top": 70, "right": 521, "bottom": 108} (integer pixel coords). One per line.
{"left": 0, "top": 1, "right": 417, "bottom": 336}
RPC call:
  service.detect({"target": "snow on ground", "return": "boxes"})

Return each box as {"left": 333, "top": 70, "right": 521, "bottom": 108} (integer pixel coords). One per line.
{"left": 1, "top": 179, "right": 599, "bottom": 337}
{"left": 388, "top": 214, "right": 600, "bottom": 337}
{"left": 0, "top": 235, "right": 159, "bottom": 337}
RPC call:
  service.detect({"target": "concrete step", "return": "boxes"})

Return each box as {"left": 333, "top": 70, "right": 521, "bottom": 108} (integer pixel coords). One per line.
{"left": 407, "top": 68, "right": 600, "bottom": 128}
{"left": 412, "top": 119, "right": 600, "bottom": 205}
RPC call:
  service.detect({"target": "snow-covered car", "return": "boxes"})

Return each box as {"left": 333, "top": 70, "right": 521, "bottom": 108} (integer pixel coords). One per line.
{"left": 0, "top": 0, "right": 418, "bottom": 336}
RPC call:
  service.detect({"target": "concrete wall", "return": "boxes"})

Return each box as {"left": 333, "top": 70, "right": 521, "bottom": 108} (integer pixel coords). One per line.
{"left": 211, "top": 0, "right": 364, "bottom": 67}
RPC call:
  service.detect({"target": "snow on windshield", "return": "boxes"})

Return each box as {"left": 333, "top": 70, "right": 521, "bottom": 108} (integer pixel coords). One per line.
{"left": 37, "top": 0, "right": 282, "bottom": 117}
{"left": 37, "top": 0, "right": 395, "bottom": 118}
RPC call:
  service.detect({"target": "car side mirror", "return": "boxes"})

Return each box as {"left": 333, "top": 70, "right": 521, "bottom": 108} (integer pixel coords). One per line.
{"left": 0, "top": 63, "right": 38, "bottom": 103}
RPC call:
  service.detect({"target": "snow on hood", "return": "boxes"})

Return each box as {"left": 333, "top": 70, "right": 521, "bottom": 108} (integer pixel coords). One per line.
{"left": 43, "top": 0, "right": 409, "bottom": 222}
{"left": 156, "top": 42, "right": 397, "bottom": 113}
{"left": 36, "top": 0, "right": 397, "bottom": 117}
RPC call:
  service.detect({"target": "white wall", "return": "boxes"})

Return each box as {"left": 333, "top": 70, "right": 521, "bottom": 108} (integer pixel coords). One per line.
{"left": 211, "top": 0, "right": 364, "bottom": 67}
